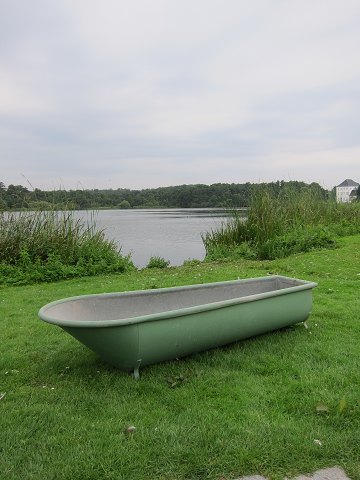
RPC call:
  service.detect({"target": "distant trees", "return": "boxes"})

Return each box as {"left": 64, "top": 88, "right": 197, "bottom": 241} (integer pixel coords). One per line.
{"left": 0, "top": 180, "right": 329, "bottom": 211}
{"left": 119, "top": 200, "right": 131, "bottom": 209}
{"left": 2, "top": 184, "right": 30, "bottom": 209}
{"left": 0, "top": 182, "right": 6, "bottom": 210}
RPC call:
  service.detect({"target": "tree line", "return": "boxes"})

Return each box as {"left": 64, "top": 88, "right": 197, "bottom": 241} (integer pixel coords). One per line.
{"left": 0, "top": 180, "right": 332, "bottom": 210}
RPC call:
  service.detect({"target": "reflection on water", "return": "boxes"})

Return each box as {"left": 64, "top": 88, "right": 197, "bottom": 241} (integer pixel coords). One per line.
{"left": 148, "top": 208, "right": 235, "bottom": 219}
{"left": 77, "top": 208, "right": 246, "bottom": 268}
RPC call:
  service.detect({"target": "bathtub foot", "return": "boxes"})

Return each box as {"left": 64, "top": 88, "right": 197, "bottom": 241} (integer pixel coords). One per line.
{"left": 133, "top": 359, "right": 142, "bottom": 380}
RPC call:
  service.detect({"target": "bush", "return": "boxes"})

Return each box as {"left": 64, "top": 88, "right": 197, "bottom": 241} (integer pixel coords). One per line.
{"left": 257, "top": 226, "right": 337, "bottom": 260}
{"left": 146, "top": 256, "right": 170, "bottom": 269}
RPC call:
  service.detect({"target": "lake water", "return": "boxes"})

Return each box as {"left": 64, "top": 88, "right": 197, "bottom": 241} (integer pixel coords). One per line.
{"left": 80, "top": 209, "right": 235, "bottom": 268}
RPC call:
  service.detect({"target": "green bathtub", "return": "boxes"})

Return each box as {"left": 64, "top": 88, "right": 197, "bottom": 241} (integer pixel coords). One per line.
{"left": 39, "top": 275, "right": 317, "bottom": 378}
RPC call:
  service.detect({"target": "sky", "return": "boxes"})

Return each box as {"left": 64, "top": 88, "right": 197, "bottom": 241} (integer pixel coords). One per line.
{"left": 1, "top": 0, "right": 359, "bottom": 191}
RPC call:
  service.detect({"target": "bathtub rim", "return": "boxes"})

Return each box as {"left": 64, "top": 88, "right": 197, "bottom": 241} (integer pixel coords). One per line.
{"left": 38, "top": 275, "right": 317, "bottom": 329}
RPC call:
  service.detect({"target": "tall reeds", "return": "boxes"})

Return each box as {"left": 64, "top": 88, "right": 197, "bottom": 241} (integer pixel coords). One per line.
{"left": 0, "top": 209, "right": 133, "bottom": 285}
{"left": 202, "top": 185, "right": 360, "bottom": 260}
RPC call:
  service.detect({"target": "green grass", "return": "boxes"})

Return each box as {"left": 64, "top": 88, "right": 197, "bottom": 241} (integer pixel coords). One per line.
{"left": 1, "top": 236, "right": 360, "bottom": 479}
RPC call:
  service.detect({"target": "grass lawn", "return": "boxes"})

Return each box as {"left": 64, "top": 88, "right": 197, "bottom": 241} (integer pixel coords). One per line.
{"left": 1, "top": 235, "right": 360, "bottom": 480}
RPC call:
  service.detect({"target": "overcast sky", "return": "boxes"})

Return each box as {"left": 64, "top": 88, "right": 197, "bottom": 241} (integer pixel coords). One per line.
{"left": 1, "top": 0, "right": 359, "bottom": 191}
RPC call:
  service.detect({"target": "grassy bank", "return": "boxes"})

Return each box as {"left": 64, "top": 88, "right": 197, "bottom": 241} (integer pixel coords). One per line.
{"left": 1, "top": 235, "right": 360, "bottom": 480}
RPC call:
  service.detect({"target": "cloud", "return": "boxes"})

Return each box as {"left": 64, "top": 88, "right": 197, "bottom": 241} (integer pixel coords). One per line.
{"left": 1, "top": 0, "right": 359, "bottom": 190}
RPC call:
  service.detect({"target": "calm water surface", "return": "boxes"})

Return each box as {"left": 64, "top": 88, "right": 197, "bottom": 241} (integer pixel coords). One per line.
{"left": 81, "top": 209, "right": 235, "bottom": 268}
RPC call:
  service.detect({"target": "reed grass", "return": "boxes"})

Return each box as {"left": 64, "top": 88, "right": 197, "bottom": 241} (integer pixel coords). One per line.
{"left": 202, "top": 185, "right": 360, "bottom": 260}
{"left": 0, "top": 210, "right": 133, "bottom": 285}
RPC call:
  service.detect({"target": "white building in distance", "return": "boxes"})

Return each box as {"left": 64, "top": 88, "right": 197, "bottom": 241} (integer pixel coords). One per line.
{"left": 336, "top": 179, "right": 359, "bottom": 203}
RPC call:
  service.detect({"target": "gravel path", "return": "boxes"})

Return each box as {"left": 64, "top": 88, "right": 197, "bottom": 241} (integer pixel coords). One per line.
{"left": 237, "top": 467, "right": 351, "bottom": 480}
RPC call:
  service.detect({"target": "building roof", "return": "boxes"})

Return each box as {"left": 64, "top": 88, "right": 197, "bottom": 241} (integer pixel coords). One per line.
{"left": 337, "top": 179, "right": 359, "bottom": 187}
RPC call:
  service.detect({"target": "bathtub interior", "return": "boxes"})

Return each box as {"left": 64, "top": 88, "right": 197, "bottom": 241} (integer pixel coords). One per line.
{"left": 42, "top": 276, "right": 309, "bottom": 323}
